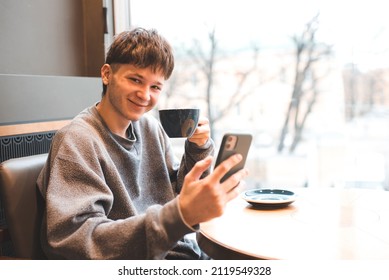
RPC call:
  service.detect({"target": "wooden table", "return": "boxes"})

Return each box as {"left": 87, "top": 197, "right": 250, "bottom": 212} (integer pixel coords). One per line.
{"left": 197, "top": 188, "right": 389, "bottom": 260}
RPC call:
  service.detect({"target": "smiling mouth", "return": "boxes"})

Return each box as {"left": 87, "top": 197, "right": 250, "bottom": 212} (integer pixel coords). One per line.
{"left": 128, "top": 99, "right": 149, "bottom": 108}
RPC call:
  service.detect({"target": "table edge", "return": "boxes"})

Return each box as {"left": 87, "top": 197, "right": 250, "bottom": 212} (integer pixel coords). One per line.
{"left": 196, "top": 231, "right": 269, "bottom": 260}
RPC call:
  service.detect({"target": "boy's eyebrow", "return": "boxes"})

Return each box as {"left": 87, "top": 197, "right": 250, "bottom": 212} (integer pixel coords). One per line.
{"left": 133, "top": 73, "right": 165, "bottom": 86}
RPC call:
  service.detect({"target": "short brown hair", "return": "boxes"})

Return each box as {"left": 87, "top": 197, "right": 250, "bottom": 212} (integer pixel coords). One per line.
{"left": 102, "top": 28, "right": 175, "bottom": 95}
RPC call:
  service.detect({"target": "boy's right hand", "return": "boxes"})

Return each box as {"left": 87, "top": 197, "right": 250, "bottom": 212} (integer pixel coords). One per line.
{"left": 178, "top": 154, "right": 249, "bottom": 227}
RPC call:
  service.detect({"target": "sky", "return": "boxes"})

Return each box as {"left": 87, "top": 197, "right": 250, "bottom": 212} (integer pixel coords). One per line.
{"left": 129, "top": 0, "right": 389, "bottom": 71}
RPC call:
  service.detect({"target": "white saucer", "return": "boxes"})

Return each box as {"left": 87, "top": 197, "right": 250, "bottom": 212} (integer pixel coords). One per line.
{"left": 242, "top": 189, "right": 296, "bottom": 208}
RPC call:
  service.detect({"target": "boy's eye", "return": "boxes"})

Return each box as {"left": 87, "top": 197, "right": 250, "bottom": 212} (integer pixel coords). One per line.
{"left": 130, "top": 78, "right": 141, "bottom": 83}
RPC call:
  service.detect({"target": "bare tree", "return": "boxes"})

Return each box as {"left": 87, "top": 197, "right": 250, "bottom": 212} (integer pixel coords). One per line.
{"left": 184, "top": 27, "right": 218, "bottom": 133}
{"left": 184, "top": 27, "right": 261, "bottom": 135}
{"left": 277, "top": 14, "right": 332, "bottom": 153}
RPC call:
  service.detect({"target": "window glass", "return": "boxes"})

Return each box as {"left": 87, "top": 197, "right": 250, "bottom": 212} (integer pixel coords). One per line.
{"left": 129, "top": 0, "right": 389, "bottom": 190}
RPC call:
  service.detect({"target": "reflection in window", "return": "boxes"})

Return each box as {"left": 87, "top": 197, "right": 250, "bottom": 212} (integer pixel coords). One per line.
{"left": 128, "top": 0, "right": 389, "bottom": 190}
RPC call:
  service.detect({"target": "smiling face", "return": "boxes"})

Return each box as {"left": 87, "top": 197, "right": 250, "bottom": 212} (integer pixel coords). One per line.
{"left": 97, "top": 63, "right": 165, "bottom": 137}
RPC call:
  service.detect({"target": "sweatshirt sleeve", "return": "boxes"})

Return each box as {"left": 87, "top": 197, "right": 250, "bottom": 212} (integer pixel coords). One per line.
{"left": 37, "top": 137, "right": 194, "bottom": 260}
{"left": 175, "top": 138, "right": 215, "bottom": 193}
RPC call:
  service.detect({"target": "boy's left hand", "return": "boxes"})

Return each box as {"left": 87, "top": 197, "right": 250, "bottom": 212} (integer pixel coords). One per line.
{"left": 188, "top": 116, "right": 210, "bottom": 147}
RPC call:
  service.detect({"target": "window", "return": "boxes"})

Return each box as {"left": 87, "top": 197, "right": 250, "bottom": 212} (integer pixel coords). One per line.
{"left": 126, "top": 0, "right": 389, "bottom": 190}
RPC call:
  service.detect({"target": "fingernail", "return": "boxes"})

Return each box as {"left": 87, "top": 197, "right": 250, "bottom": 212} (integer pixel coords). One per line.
{"left": 205, "top": 156, "right": 213, "bottom": 162}
{"left": 235, "top": 154, "right": 242, "bottom": 160}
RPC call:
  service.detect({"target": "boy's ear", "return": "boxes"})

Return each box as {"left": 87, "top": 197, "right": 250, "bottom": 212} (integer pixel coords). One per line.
{"left": 101, "top": 64, "right": 111, "bottom": 85}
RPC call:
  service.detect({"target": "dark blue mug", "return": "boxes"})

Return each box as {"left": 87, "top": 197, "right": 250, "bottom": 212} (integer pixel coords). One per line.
{"left": 159, "top": 108, "right": 200, "bottom": 138}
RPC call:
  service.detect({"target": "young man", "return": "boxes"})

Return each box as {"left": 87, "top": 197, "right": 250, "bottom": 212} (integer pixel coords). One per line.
{"left": 37, "top": 27, "right": 248, "bottom": 259}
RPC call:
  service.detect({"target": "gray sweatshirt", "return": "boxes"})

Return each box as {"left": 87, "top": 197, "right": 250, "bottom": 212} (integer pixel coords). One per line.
{"left": 37, "top": 105, "right": 214, "bottom": 259}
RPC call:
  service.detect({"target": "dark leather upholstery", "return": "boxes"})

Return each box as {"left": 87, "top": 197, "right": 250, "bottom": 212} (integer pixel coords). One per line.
{"left": 0, "top": 154, "right": 47, "bottom": 259}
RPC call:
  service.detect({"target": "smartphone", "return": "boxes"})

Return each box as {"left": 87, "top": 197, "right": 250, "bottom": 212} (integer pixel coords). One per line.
{"left": 215, "top": 133, "right": 253, "bottom": 183}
